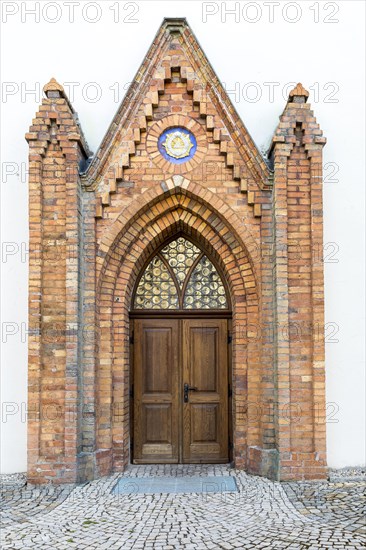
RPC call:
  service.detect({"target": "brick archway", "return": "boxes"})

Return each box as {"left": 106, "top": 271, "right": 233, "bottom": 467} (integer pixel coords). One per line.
{"left": 97, "top": 179, "right": 261, "bottom": 281}
{"left": 95, "top": 185, "right": 262, "bottom": 475}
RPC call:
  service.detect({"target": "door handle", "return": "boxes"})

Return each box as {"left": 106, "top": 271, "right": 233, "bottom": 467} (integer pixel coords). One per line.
{"left": 184, "top": 383, "right": 198, "bottom": 402}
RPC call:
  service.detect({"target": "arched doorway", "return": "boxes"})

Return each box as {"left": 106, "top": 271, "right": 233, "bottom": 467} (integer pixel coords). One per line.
{"left": 98, "top": 186, "right": 260, "bottom": 476}
{"left": 130, "top": 235, "right": 232, "bottom": 464}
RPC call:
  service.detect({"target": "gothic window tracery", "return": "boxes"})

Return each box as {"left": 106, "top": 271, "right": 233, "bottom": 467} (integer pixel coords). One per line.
{"left": 133, "top": 237, "right": 228, "bottom": 310}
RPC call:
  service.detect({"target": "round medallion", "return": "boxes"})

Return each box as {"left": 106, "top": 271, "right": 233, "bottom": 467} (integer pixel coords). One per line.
{"left": 158, "top": 127, "right": 197, "bottom": 164}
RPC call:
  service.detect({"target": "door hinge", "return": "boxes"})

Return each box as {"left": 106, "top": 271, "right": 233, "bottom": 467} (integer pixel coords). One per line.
{"left": 130, "top": 384, "right": 134, "bottom": 399}
{"left": 129, "top": 331, "right": 134, "bottom": 345}
{"left": 229, "top": 441, "right": 234, "bottom": 450}
{"left": 228, "top": 331, "right": 232, "bottom": 344}
{"left": 131, "top": 437, "right": 134, "bottom": 451}
{"left": 228, "top": 385, "right": 232, "bottom": 398}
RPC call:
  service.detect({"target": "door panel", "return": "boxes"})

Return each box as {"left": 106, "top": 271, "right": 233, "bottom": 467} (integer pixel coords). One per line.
{"left": 133, "top": 318, "right": 229, "bottom": 464}
{"left": 133, "top": 319, "right": 179, "bottom": 463}
{"left": 182, "top": 319, "right": 228, "bottom": 463}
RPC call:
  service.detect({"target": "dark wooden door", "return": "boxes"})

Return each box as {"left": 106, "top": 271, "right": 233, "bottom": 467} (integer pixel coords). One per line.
{"left": 133, "top": 318, "right": 229, "bottom": 464}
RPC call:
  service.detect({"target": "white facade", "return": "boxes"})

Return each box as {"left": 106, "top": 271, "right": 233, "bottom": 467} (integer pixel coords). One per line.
{"left": 1, "top": 0, "right": 365, "bottom": 473}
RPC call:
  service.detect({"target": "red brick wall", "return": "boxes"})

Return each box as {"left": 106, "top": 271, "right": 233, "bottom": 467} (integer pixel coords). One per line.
{"left": 26, "top": 20, "right": 326, "bottom": 483}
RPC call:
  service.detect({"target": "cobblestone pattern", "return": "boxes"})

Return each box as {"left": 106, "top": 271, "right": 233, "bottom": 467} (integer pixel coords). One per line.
{"left": 328, "top": 467, "right": 366, "bottom": 482}
{"left": 1, "top": 474, "right": 74, "bottom": 528}
{"left": 1, "top": 466, "right": 365, "bottom": 549}
{"left": 283, "top": 481, "right": 365, "bottom": 536}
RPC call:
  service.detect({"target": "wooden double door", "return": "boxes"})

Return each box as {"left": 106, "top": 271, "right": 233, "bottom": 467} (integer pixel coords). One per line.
{"left": 132, "top": 318, "right": 230, "bottom": 463}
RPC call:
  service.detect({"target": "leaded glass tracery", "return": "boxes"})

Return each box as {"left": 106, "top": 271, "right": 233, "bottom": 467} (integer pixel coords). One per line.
{"left": 134, "top": 256, "right": 178, "bottom": 309}
{"left": 183, "top": 256, "right": 227, "bottom": 309}
{"left": 160, "top": 238, "right": 200, "bottom": 287}
{"left": 133, "top": 237, "right": 228, "bottom": 310}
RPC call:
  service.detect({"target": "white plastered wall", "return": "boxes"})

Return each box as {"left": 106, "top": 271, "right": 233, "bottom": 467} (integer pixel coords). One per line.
{"left": 1, "top": 0, "right": 365, "bottom": 473}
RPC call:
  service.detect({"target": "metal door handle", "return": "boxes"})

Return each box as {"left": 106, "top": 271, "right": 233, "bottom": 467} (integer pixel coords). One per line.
{"left": 184, "top": 383, "right": 198, "bottom": 402}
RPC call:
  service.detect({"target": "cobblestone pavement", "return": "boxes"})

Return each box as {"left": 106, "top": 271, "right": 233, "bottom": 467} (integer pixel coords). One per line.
{"left": 1, "top": 465, "right": 365, "bottom": 549}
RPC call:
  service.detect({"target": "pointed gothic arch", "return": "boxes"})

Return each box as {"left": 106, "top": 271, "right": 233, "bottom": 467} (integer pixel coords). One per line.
{"left": 132, "top": 235, "right": 231, "bottom": 311}
{"left": 94, "top": 187, "right": 262, "bottom": 473}
{"left": 96, "top": 180, "right": 262, "bottom": 292}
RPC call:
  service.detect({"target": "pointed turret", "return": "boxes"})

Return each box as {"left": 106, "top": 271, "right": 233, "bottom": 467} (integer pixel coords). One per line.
{"left": 43, "top": 77, "right": 66, "bottom": 97}
{"left": 270, "top": 82, "right": 327, "bottom": 481}
{"left": 25, "top": 76, "right": 91, "bottom": 484}
{"left": 288, "top": 82, "right": 309, "bottom": 103}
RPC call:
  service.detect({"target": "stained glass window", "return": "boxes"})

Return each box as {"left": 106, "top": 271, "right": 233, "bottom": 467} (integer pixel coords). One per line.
{"left": 133, "top": 237, "right": 228, "bottom": 310}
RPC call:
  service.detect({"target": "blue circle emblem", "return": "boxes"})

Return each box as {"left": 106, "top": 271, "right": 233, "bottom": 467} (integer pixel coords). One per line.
{"left": 158, "top": 127, "right": 197, "bottom": 164}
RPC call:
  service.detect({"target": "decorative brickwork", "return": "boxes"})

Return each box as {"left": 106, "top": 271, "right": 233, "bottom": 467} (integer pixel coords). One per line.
{"left": 26, "top": 18, "right": 327, "bottom": 483}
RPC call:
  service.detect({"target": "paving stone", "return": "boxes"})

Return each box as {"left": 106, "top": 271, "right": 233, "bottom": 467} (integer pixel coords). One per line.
{"left": 1, "top": 466, "right": 365, "bottom": 549}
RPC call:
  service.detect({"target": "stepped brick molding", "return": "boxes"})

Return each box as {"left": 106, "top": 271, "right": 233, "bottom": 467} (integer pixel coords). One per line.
{"left": 26, "top": 18, "right": 327, "bottom": 484}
